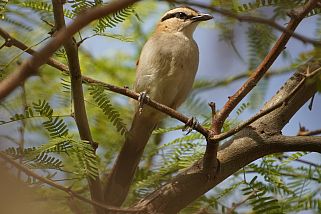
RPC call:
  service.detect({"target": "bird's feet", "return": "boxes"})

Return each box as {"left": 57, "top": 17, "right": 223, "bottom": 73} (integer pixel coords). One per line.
{"left": 138, "top": 92, "right": 150, "bottom": 114}
{"left": 183, "top": 117, "right": 199, "bottom": 135}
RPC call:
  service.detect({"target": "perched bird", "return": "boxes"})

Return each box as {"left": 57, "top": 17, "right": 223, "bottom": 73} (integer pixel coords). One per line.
{"left": 104, "top": 6, "right": 213, "bottom": 205}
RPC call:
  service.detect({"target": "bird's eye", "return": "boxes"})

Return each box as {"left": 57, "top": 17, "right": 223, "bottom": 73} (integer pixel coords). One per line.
{"left": 175, "top": 12, "right": 188, "bottom": 19}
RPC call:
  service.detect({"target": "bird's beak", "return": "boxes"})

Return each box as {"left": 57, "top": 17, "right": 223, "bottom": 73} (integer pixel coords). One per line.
{"left": 191, "top": 13, "right": 213, "bottom": 22}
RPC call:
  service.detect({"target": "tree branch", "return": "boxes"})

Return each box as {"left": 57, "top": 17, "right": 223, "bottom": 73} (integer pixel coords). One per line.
{"left": 202, "top": 0, "right": 319, "bottom": 177}
{"left": 217, "top": 0, "right": 319, "bottom": 132}
{"left": 51, "top": 1, "right": 103, "bottom": 213}
{"left": 133, "top": 57, "right": 320, "bottom": 213}
{"left": 298, "top": 125, "right": 321, "bottom": 136}
{"left": 212, "top": 65, "right": 321, "bottom": 142}
{"left": 0, "top": 0, "right": 139, "bottom": 100}
{"left": 0, "top": 152, "right": 142, "bottom": 213}
{"left": 134, "top": 132, "right": 321, "bottom": 213}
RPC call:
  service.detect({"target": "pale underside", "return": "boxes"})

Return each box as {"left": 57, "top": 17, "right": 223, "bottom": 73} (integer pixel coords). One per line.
{"left": 135, "top": 31, "right": 199, "bottom": 119}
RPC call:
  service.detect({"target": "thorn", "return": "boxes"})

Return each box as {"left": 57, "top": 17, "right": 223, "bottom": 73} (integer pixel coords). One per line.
{"left": 308, "top": 93, "right": 315, "bottom": 111}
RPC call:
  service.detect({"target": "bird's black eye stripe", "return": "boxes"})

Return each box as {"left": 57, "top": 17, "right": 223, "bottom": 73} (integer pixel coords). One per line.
{"left": 161, "top": 12, "right": 194, "bottom": 22}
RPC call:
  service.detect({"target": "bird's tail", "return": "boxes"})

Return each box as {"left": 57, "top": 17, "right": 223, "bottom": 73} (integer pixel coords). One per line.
{"left": 104, "top": 111, "right": 158, "bottom": 206}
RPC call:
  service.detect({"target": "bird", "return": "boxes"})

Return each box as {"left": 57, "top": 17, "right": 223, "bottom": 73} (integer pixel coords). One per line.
{"left": 104, "top": 6, "right": 213, "bottom": 206}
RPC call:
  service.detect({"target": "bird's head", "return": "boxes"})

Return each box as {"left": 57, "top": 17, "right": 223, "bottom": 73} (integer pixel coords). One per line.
{"left": 156, "top": 6, "right": 213, "bottom": 37}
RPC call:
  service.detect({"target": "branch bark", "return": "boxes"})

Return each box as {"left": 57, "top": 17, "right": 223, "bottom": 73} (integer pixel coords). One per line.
{"left": 51, "top": 1, "right": 103, "bottom": 213}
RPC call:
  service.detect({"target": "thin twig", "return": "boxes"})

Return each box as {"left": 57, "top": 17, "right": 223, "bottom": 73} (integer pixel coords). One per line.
{"left": 169, "top": 0, "right": 321, "bottom": 46}
{"left": 298, "top": 125, "right": 321, "bottom": 136}
{"left": 0, "top": 152, "right": 141, "bottom": 213}
{"left": 226, "top": 191, "right": 256, "bottom": 214}
{"left": 18, "top": 83, "right": 27, "bottom": 179}
{"left": 282, "top": 155, "right": 320, "bottom": 168}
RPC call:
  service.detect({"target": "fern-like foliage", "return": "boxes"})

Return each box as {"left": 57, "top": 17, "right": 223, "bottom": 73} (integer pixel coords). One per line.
{"left": 89, "top": 85, "right": 127, "bottom": 135}
{"left": 1, "top": 16, "right": 33, "bottom": 31}
{"left": 135, "top": 137, "right": 204, "bottom": 197}
{"left": 153, "top": 125, "right": 184, "bottom": 135}
{"left": 235, "top": 0, "right": 307, "bottom": 14}
{"left": 247, "top": 24, "right": 276, "bottom": 109}
{"left": 34, "top": 136, "right": 99, "bottom": 179}
{"left": 247, "top": 161, "right": 293, "bottom": 195}
{"left": 94, "top": 32, "right": 134, "bottom": 42}
{"left": 22, "top": 1, "right": 74, "bottom": 19}
{"left": 68, "top": 138, "right": 99, "bottom": 179}
{"left": 68, "top": 0, "right": 137, "bottom": 33}
{"left": 3, "top": 99, "right": 99, "bottom": 179}
{"left": 5, "top": 106, "right": 34, "bottom": 124}
{"left": 5, "top": 147, "right": 64, "bottom": 170}
{"left": 242, "top": 176, "right": 282, "bottom": 213}
{"left": 236, "top": 102, "right": 250, "bottom": 116}
{"left": 0, "top": 0, "right": 8, "bottom": 19}
{"left": 33, "top": 100, "right": 69, "bottom": 138}
{"left": 279, "top": 151, "right": 308, "bottom": 166}
{"left": 29, "top": 152, "right": 64, "bottom": 170}
{"left": 94, "top": 6, "right": 136, "bottom": 33}
{"left": 60, "top": 77, "right": 72, "bottom": 94}
{"left": 70, "top": 0, "right": 96, "bottom": 14}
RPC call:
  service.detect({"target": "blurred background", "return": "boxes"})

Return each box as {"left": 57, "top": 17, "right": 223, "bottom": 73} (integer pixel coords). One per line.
{"left": 0, "top": 0, "right": 320, "bottom": 213}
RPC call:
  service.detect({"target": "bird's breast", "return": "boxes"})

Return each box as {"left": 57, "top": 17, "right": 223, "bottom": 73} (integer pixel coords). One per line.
{"left": 135, "top": 33, "right": 200, "bottom": 109}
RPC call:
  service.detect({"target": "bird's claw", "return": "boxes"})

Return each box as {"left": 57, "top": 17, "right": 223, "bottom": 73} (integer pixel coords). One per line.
{"left": 183, "top": 117, "right": 199, "bottom": 135}
{"left": 138, "top": 92, "right": 149, "bottom": 114}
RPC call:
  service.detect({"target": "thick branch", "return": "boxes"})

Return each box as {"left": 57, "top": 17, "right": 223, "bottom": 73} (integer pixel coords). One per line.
{"left": 134, "top": 131, "right": 321, "bottom": 213}
{"left": 51, "top": 1, "right": 103, "bottom": 213}
{"left": 202, "top": 0, "right": 319, "bottom": 176}
{"left": 267, "top": 135, "right": 321, "bottom": 152}
{"left": 252, "top": 59, "right": 321, "bottom": 133}
{"left": 0, "top": 152, "right": 142, "bottom": 213}
{"left": 134, "top": 58, "right": 320, "bottom": 213}
{"left": 0, "top": 0, "right": 138, "bottom": 100}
